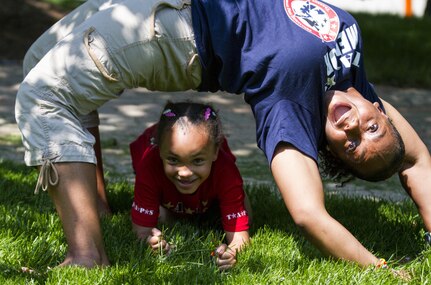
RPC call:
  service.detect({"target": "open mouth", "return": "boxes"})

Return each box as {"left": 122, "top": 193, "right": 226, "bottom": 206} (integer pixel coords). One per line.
{"left": 333, "top": 104, "right": 351, "bottom": 124}
{"left": 176, "top": 178, "right": 197, "bottom": 188}
{"left": 175, "top": 178, "right": 199, "bottom": 194}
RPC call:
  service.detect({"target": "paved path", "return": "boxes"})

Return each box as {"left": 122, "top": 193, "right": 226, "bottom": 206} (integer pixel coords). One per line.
{"left": 0, "top": 61, "right": 263, "bottom": 176}
{"left": 2, "top": 61, "right": 431, "bottom": 200}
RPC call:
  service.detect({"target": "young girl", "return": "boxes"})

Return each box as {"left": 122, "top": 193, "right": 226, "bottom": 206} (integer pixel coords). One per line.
{"left": 130, "top": 101, "right": 251, "bottom": 270}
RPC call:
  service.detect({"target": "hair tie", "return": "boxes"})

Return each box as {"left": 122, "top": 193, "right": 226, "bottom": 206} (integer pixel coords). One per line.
{"left": 162, "top": 109, "right": 176, "bottom": 117}
{"left": 204, "top": 107, "right": 216, "bottom": 120}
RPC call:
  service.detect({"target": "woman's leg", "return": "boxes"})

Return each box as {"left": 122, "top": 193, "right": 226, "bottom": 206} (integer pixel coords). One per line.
{"left": 22, "top": 0, "right": 122, "bottom": 217}
{"left": 88, "top": 126, "right": 112, "bottom": 216}
{"left": 16, "top": 0, "right": 199, "bottom": 267}
{"left": 48, "top": 163, "right": 109, "bottom": 267}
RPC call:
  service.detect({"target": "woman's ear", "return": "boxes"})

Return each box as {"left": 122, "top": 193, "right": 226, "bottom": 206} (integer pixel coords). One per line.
{"left": 373, "top": 102, "right": 388, "bottom": 117}
{"left": 373, "top": 102, "right": 381, "bottom": 108}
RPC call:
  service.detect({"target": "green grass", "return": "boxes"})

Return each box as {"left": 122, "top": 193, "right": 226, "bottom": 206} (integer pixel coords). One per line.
{"left": 1, "top": 160, "right": 431, "bottom": 284}
{"left": 354, "top": 13, "right": 431, "bottom": 89}
{"left": 0, "top": 135, "right": 23, "bottom": 146}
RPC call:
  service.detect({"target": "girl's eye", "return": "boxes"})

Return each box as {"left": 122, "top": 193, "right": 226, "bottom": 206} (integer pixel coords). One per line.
{"left": 368, "top": 123, "right": 378, "bottom": 132}
{"left": 347, "top": 141, "right": 357, "bottom": 152}
{"left": 193, "top": 158, "right": 205, "bottom": 165}
{"left": 166, "top": 157, "right": 178, "bottom": 164}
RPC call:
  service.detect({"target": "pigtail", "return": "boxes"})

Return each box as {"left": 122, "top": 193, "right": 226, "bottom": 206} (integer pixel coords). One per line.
{"left": 203, "top": 107, "right": 217, "bottom": 121}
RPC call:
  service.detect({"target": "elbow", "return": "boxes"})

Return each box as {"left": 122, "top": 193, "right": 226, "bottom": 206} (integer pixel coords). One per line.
{"left": 289, "top": 206, "right": 324, "bottom": 233}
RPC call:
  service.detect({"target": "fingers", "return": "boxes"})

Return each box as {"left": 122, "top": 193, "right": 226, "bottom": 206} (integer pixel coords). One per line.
{"left": 390, "top": 268, "right": 411, "bottom": 282}
{"left": 151, "top": 227, "right": 162, "bottom": 237}
{"left": 214, "top": 244, "right": 236, "bottom": 270}
{"left": 146, "top": 228, "right": 170, "bottom": 254}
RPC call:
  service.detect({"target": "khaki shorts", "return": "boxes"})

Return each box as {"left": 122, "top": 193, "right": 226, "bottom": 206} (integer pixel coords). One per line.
{"left": 15, "top": 0, "right": 201, "bottom": 166}
{"left": 23, "top": 0, "right": 125, "bottom": 129}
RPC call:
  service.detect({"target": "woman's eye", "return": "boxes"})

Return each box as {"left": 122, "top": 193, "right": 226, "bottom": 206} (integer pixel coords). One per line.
{"left": 347, "top": 141, "right": 357, "bottom": 152}
{"left": 368, "top": 123, "right": 378, "bottom": 132}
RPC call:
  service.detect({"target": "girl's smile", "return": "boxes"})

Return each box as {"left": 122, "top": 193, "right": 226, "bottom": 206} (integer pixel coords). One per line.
{"left": 159, "top": 119, "right": 219, "bottom": 194}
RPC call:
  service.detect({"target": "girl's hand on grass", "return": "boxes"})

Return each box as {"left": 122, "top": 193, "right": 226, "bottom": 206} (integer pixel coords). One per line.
{"left": 146, "top": 228, "right": 170, "bottom": 254}
{"left": 214, "top": 244, "right": 236, "bottom": 271}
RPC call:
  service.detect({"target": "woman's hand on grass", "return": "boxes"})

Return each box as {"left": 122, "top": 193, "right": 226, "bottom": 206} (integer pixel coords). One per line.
{"left": 390, "top": 268, "right": 411, "bottom": 281}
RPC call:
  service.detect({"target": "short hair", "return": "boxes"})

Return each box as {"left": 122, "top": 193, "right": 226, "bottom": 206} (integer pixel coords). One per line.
{"left": 319, "top": 118, "right": 405, "bottom": 183}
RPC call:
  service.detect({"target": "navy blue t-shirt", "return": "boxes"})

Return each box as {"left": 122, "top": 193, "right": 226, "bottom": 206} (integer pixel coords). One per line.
{"left": 191, "top": 0, "right": 382, "bottom": 163}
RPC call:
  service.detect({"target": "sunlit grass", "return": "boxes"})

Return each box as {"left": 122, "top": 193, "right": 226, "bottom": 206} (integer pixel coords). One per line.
{"left": 1, "top": 160, "right": 431, "bottom": 284}
{"left": 354, "top": 12, "right": 431, "bottom": 89}
{"left": 0, "top": 135, "right": 22, "bottom": 145}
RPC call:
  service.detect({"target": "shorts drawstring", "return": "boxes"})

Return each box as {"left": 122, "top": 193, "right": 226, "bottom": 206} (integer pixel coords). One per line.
{"left": 35, "top": 159, "right": 59, "bottom": 194}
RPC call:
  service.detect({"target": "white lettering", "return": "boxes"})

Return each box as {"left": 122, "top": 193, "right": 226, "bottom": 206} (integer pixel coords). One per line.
{"left": 336, "top": 29, "right": 352, "bottom": 54}
{"left": 324, "top": 53, "right": 334, "bottom": 75}
{"left": 345, "top": 24, "right": 359, "bottom": 50}
{"left": 339, "top": 53, "right": 352, "bottom": 69}
{"left": 329, "top": 48, "right": 340, "bottom": 71}
{"left": 225, "top": 210, "right": 247, "bottom": 220}
{"left": 323, "top": 24, "right": 361, "bottom": 86}
{"left": 131, "top": 202, "right": 155, "bottom": 216}
{"left": 352, "top": 51, "right": 361, "bottom": 67}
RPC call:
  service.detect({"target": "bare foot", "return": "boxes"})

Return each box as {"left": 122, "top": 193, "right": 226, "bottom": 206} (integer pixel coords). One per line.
{"left": 58, "top": 254, "right": 110, "bottom": 268}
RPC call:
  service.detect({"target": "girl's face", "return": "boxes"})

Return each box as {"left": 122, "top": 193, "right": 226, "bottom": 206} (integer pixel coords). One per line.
{"left": 159, "top": 121, "right": 219, "bottom": 195}
{"left": 324, "top": 87, "right": 396, "bottom": 176}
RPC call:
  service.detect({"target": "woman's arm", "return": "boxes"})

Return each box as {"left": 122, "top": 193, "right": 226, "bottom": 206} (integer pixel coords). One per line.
{"left": 271, "top": 143, "right": 379, "bottom": 267}
{"left": 382, "top": 99, "right": 431, "bottom": 231}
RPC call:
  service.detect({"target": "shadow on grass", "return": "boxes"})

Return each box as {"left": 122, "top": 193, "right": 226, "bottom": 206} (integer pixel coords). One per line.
{"left": 0, "top": 160, "right": 52, "bottom": 210}
{"left": 0, "top": 262, "right": 44, "bottom": 284}
{"left": 0, "top": 159, "right": 427, "bottom": 282}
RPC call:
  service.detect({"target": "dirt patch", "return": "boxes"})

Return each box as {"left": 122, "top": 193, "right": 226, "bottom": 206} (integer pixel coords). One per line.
{"left": 0, "top": 0, "right": 67, "bottom": 60}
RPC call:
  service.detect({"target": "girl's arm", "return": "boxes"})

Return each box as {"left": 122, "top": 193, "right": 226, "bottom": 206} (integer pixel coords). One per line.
{"left": 271, "top": 143, "right": 379, "bottom": 267}
{"left": 382, "top": 99, "right": 431, "bottom": 232}
{"left": 132, "top": 223, "right": 170, "bottom": 253}
{"left": 214, "top": 230, "right": 250, "bottom": 270}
